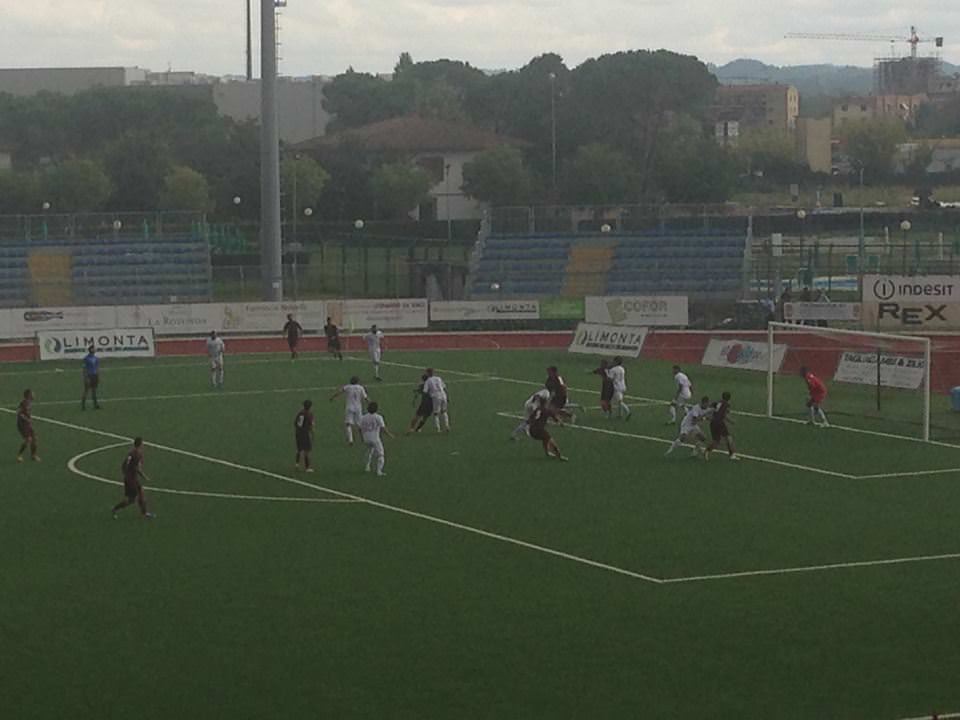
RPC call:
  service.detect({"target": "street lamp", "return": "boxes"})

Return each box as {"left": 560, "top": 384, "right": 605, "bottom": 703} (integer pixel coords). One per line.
{"left": 233, "top": 195, "right": 242, "bottom": 206}
{"left": 900, "top": 219, "right": 912, "bottom": 273}
{"left": 445, "top": 162, "right": 452, "bottom": 244}
{"left": 548, "top": 72, "right": 558, "bottom": 194}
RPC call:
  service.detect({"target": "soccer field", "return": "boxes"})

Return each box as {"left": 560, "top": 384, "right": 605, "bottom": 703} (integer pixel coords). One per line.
{"left": 4, "top": 347, "right": 960, "bottom": 719}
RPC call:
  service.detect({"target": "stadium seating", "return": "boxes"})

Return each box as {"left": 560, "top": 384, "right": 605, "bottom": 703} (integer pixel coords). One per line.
{"left": 0, "top": 231, "right": 212, "bottom": 307}
{"left": 468, "top": 231, "right": 747, "bottom": 298}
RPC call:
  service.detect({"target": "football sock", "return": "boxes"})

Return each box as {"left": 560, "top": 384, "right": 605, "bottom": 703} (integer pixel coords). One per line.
{"left": 345, "top": 425, "right": 353, "bottom": 443}
{"left": 817, "top": 408, "right": 829, "bottom": 425}
{"left": 441, "top": 412, "right": 450, "bottom": 431}
{"left": 620, "top": 401, "right": 631, "bottom": 417}
{"left": 511, "top": 422, "right": 528, "bottom": 438}
{"left": 30, "top": 442, "right": 37, "bottom": 458}
{"left": 304, "top": 454, "right": 311, "bottom": 470}
{"left": 669, "top": 404, "right": 677, "bottom": 422}
{"left": 809, "top": 406, "right": 817, "bottom": 422}
{"left": 18, "top": 442, "right": 27, "bottom": 457}
{"left": 434, "top": 415, "right": 441, "bottom": 431}
{"left": 376, "top": 455, "right": 385, "bottom": 474}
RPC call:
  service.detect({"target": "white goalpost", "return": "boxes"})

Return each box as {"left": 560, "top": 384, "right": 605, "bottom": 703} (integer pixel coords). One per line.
{"left": 767, "top": 321, "right": 932, "bottom": 442}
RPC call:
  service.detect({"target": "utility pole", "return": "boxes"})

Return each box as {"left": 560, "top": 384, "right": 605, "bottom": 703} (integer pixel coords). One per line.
{"left": 259, "top": 0, "right": 282, "bottom": 300}
{"left": 549, "top": 72, "right": 558, "bottom": 194}
{"left": 245, "top": 0, "right": 253, "bottom": 81}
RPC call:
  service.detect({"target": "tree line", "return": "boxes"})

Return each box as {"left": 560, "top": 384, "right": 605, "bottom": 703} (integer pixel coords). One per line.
{"left": 0, "top": 49, "right": 924, "bottom": 219}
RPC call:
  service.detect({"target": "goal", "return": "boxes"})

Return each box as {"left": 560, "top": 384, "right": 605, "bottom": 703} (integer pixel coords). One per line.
{"left": 766, "top": 322, "right": 931, "bottom": 441}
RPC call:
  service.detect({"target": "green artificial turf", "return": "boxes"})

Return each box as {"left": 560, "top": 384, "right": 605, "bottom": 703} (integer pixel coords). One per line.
{"left": 2, "top": 348, "right": 960, "bottom": 719}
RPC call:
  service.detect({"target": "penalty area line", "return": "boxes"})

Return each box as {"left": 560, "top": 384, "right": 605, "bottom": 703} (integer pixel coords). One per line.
{"left": 660, "top": 552, "right": 960, "bottom": 585}
{"left": 496, "top": 412, "right": 857, "bottom": 479}
{"left": 4, "top": 408, "right": 664, "bottom": 586}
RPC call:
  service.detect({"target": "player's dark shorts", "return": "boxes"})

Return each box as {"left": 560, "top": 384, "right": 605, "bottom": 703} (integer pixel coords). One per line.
{"left": 17, "top": 420, "right": 32, "bottom": 439}
{"left": 710, "top": 422, "right": 729, "bottom": 441}
{"left": 529, "top": 426, "right": 551, "bottom": 443}
{"left": 287, "top": 336, "right": 299, "bottom": 349}
{"left": 327, "top": 337, "right": 341, "bottom": 351}
{"left": 549, "top": 395, "right": 568, "bottom": 411}
{"left": 416, "top": 396, "right": 433, "bottom": 418}
{"left": 296, "top": 432, "right": 312, "bottom": 452}
{"left": 85, "top": 374, "right": 99, "bottom": 389}
{"left": 123, "top": 477, "right": 141, "bottom": 500}
{"left": 807, "top": 393, "right": 826, "bottom": 406}
{"left": 601, "top": 382, "right": 614, "bottom": 402}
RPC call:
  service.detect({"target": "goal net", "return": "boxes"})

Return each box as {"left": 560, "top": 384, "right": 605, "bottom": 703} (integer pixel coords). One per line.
{"left": 767, "top": 322, "right": 931, "bottom": 442}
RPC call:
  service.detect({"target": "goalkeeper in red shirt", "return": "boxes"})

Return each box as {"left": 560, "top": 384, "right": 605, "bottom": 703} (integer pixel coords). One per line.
{"left": 800, "top": 366, "right": 830, "bottom": 427}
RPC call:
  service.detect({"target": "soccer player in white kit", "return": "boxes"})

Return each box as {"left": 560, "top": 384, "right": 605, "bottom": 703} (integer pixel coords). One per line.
{"left": 669, "top": 365, "right": 693, "bottom": 424}
{"left": 363, "top": 325, "right": 385, "bottom": 381}
{"left": 329, "top": 376, "right": 368, "bottom": 445}
{"left": 510, "top": 388, "right": 550, "bottom": 440}
{"left": 359, "top": 401, "right": 394, "bottom": 476}
{"left": 665, "top": 396, "right": 712, "bottom": 457}
{"left": 206, "top": 331, "right": 225, "bottom": 388}
{"left": 423, "top": 368, "right": 450, "bottom": 433}
{"left": 607, "top": 356, "right": 631, "bottom": 420}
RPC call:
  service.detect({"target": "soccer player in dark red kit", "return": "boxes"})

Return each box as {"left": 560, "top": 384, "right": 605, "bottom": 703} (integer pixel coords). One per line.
{"left": 705, "top": 391, "right": 738, "bottom": 461}
{"left": 545, "top": 366, "right": 579, "bottom": 423}
{"left": 592, "top": 359, "right": 614, "bottom": 418}
{"left": 282, "top": 314, "right": 304, "bottom": 360}
{"left": 294, "top": 400, "right": 315, "bottom": 472}
{"left": 112, "top": 437, "right": 155, "bottom": 519}
{"left": 800, "top": 366, "right": 830, "bottom": 427}
{"left": 16, "top": 389, "right": 39, "bottom": 463}
{"left": 324, "top": 317, "right": 343, "bottom": 361}
{"left": 527, "top": 405, "right": 568, "bottom": 461}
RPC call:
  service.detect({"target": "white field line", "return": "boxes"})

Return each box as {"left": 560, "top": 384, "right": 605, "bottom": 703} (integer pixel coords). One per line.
{"left": 0, "top": 353, "right": 310, "bottom": 377}
{"left": 859, "top": 468, "right": 960, "bottom": 479}
{"left": 381, "top": 359, "right": 960, "bottom": 451}
{"left": 28, "top": 377, "right": 493, "bottom": 407}
{"left": 67, "top": 441, "right": 358, "bottom": 504}
{"left": 3, "top": 408, "right": 663, "bottom": 586}
{"left": 661, "top": 552, "right": 960, "bottom": 584}
{"left": 897, "top": 712, "right": 960, "bottom": 720}
{"left": 496, "top": 413, "right": 858, "bottom": 480}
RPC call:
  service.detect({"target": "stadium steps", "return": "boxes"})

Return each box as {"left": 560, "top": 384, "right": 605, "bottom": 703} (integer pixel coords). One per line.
{"left": 562, "top": 244, "right": 615, "bottom": 297}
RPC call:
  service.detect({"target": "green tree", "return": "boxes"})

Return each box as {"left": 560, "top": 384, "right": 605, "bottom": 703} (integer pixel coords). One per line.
{"left": 282, "top": 155, "right": 330, "bottom": 216}
{"left": 567, "top": 50, "right": 718, "bottom": 194}
{"left": 42, "top": 158, "right": 112, "bottom": 212}
{"left": 0, "top": 169, "right": 41, "bottom": 214}
{"left": 100, "top": 131, "right": 173, "bottom": 210}
{"left": 462, "top": 145, "right": 533, "bottom": 207}
{"left": 562, "top": 143, "right": 637, "bottom": 204}
{"left": 159, "top": 165, "right": 211, "bottom": 212}
{"left": 655, "top": 127, "right": 738, "bottom": 203}
{"left": 736, "top": 129, "right": 805, "bottom": 181}
{"left": 369, "top": 161, "right": 431, "bottom": 218}
{"left": 840, "top": 118, "right": 907, "bottom": 181}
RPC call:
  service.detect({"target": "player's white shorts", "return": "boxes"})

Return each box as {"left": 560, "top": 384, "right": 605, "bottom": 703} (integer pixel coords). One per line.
{"left": 364, "top": 438, "right": 384, "bottom": 457}
{"left": 345, "top": 409, "right": 362, "bottom": 426}
{"left": 524, "top": 401, "right": 538, "bottom": 417}
{"left": 369, "top": 350, "right": 381, "bottom": 364}
{"left": 209, "top": 357, "right": 222, "bottom": 370}
{"left": 431, "top": 395, "right": 448, "bottom": 414}
{"left": 613, "top": 390, "right": 625, "bottom": 404}
{"left": 676, "top": 389, "right": 692, "bottom": 403}
{"left": 680, "top": 423, "right": 705, "bottom": 440}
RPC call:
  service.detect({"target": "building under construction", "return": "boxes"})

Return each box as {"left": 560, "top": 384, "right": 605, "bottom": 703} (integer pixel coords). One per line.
{"left": 875, "top": 55, "right": 942, "bottom": 95}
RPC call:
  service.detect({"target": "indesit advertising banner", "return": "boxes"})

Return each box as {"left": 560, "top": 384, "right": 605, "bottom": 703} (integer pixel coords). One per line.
{"left": 862, "top": 274, "right": 960, "bottom": 329}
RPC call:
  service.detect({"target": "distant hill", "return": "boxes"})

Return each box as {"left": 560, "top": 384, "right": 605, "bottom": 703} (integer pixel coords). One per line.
{"left": 710, "top": 59, "right": 960, "bottom": 98}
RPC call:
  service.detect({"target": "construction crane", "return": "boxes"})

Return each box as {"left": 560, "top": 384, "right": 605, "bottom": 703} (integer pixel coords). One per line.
{"left": 785, "top": 26, "right": 944, "bottom": 59}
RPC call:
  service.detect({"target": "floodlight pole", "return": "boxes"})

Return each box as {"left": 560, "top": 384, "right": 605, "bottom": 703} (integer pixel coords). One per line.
{"left": 260, "top": 0, "right": 283, "bottom": 301}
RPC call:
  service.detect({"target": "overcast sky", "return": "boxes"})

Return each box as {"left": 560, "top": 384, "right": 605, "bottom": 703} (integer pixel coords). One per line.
{"left": 4, "top": 1, "right": 959, "bottom": 77}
